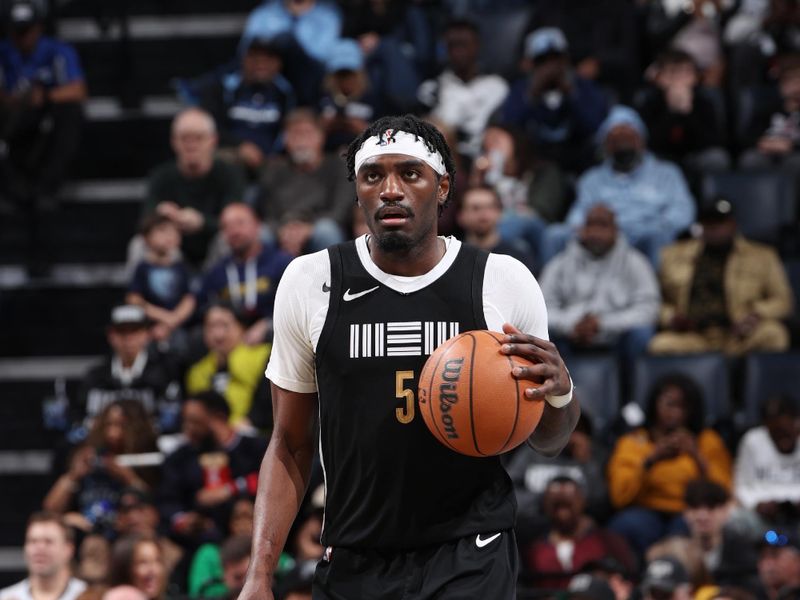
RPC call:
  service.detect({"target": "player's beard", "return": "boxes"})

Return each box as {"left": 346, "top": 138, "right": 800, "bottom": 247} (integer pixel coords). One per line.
{"left": 374, "top": 230, "right": 414, "bottom": 253}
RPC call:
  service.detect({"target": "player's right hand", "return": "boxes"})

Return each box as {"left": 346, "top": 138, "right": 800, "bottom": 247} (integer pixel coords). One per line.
{"left": 237, "top": 576, "right": 274, "bottom": 600}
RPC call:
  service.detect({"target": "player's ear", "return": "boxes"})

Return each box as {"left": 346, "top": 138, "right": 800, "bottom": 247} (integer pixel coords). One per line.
{"left": 437, "top": 173, "right": 450, "bottom": 205}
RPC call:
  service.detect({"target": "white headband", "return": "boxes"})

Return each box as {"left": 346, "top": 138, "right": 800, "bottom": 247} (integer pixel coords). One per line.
{"left": 354, "top": 129, "right": 446, "bottom": 176}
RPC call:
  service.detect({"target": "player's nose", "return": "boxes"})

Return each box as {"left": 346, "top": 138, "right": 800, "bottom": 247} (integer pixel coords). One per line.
{"left": 379, "top": 173, "right": 404, "bottom": 201}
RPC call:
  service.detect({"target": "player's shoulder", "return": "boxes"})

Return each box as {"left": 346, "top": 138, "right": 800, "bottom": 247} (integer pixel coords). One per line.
{"left": 485, "top": 251, "right": 537, "bottom": 281}
{"left": 0, "top": 579, "right": 29, "bottom": 600}
{"left": 277, "top": 249, "right": 332, "bottom": 292}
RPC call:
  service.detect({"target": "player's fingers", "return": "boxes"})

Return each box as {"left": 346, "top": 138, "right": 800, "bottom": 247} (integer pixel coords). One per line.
{"left": 501, "top": 342, "right": 557, "bottom": 364}
{"left": 502, "top": 331, "right": 557, "bottom": 352}
{"left": 511, "top": 362, "right": 557, "bottom": 381}
{"left": 522, "top": 380, "right": 555, "bottom": 400}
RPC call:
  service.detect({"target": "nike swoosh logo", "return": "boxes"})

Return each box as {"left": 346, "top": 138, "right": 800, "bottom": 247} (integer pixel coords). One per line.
{"left": 343, "top": 286, "right": 379, "bottom": 301}
{"left": 322, "top": 282, "right": 330, "bottom": 293}
{"left": 475, "top": 532, "right": 502, "bottom": 548}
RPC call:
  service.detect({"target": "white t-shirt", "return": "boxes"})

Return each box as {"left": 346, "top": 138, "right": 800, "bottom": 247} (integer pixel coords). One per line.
{"left": 0, "top": 578, "right": 87, "bottom": 600}
{"left": 265, "top": 235, "right": 549, "bottom": 394}
{"left": 734, "top": 426, "right": 800, "bottom": 509}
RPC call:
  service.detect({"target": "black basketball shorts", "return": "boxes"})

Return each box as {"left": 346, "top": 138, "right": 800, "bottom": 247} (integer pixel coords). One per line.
{"left": 312, "top": 529, "right": 518, "bottom": 600}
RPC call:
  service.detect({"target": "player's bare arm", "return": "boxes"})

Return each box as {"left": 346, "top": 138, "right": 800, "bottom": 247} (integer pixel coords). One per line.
{"left": 240, "top": 384, "right": 318, "bottom": 600}
{"left": 501, "top": 323, "right": 580, "bottom": 457}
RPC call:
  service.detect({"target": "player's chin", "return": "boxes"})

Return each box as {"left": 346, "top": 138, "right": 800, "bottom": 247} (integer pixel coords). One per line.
{"left": 373, "top": 230, "right": 414, "bottom": 253}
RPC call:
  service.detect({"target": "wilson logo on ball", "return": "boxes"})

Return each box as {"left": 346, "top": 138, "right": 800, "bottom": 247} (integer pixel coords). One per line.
{"left": 439, "top": 358, "right": 464, "bottom": 439}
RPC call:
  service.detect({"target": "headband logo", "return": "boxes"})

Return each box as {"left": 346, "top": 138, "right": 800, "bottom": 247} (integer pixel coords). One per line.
{"left": 378, "top": 129, "right": 398, "bottom": 146}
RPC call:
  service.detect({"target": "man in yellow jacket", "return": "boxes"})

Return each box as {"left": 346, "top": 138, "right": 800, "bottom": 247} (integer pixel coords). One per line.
{"left": 650, "top": 198, "right": 793, "bottom": 355}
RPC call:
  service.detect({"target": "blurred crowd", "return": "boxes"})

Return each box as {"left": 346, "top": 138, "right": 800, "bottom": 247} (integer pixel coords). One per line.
{"left": 2, "top": 0, "right": 800, "bottom": 599}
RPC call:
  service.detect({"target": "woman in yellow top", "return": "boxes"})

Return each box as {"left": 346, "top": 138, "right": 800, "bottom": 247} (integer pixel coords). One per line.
{"left": 186, "top": 302, "right": 271, "bottom": 430}
{"left": 607, "top": 373, "right": 732, "bottom": 555}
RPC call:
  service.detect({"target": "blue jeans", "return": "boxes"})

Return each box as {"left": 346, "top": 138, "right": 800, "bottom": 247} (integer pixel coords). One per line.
{"left": 608, "top": 506, "right": 688, "bottom": 556}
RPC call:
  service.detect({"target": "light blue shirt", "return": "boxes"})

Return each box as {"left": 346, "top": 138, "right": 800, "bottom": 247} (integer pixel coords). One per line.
{"left": 567, "top": 153, "right": 696, "bottom": 242}
{"left": 240, "top": 0, "right": 342, "bottom": 62}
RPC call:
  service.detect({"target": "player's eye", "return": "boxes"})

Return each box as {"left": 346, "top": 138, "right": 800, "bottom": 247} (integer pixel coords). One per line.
{"left": 363, "top": 171, "right": 381, "bottom": 183}
{"left": 404, "top": 170, "right": 420, "bottom": 180}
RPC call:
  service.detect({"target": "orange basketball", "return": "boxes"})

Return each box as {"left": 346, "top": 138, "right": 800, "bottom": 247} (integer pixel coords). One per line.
{"left": 417, "top": 330, "right": 545, "bottom": 457}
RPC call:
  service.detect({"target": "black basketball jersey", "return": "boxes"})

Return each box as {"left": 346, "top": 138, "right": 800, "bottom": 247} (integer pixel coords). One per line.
{"left": 314, "top": 240, "right": 516, "bottom": 550}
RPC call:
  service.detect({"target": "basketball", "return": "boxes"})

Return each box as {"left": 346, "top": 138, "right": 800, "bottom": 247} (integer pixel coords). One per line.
{"left": 417, "top": 330, "right": 545, "bottom": 457}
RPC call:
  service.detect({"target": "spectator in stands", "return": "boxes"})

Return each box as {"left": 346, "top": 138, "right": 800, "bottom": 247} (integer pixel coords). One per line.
{"left": 607, "top": 373, "right": 732, "bottom": 556}
{"left": 649, "top": 198, "right": 794, "bottom": 355}
{"left": 287, "top": 485, "right": 325, "bottom": 563}
{"left": 200, "top": 38, "right": 295, "bottom": 175}
{"left": 43, "top": 400, "right": 159, "bottom": 537}
{"left": 240, "top": 0, "right": 342, "bottom": 106}
{"left": 197, "top": 203, "right": 291, "bottom": 346}
{"left": 126, "top": 216, "right": 195, "bottom": 348}
{"left": 540, "top": 204, "right": 659, "bottom": 364}
{"left": 498, "top": 27, "right": 608, "bottom": 173}
{"left": 755, "top": 529, "right": 800, "bottom": 600}
{"left": 103, "top": 587, "right": 147, "bottom": 600}
{"left": 645, "top": 0, "right": 731, "bottom": 87}
{"left": 469, "top": 124, "right": 569, "bottom": 258}
{"left": 508, "top": 411, "right": 611, "bottom": 541}
{"left": 565, "top": 574, "right": 616, "bottom": 600}
{"left": 188, "top": 501, "right": 275, "bottom": 598}
{"left": 114, "top": 488, "right": 183, "bottom": 585}
{"left": 157, "top": 391, "right": 267, "bottom": 547}
{"left": 544, "top": 105, "right": 696, "bottom": 267}
{"left": 739, "top": 54, "right": 800, "bottom": 171}
{"left": 189, "top": 534, "right": 252, "bottom": 600}
{"left": 636, "top": 49, "right": 730, "bottom": 172}
{"left": 339, "top": 0, "right": 434, "bottom": 114}
{"left": 76, "top": 533, "right": 111, "bottom": 586}
{"left": 319, "top": 39, "right": 380, "bottom": 152}
{"left": 416, "top": 18, "right": 508, "bottom": 160}
{"left": 257, "top": 109, "right": 352, "bottom": 256}
{"left": 274, "top": 561, "right": 315, "bottom": 600}
{"left": 526, "top": 0, "right": 640, "bottom": 100}
{"left": 639, "top": 555, "right": 693, "bottom": 600}
{"left": 579, "top": 557, "right": 636, "bottom": 600}
{"left": 457, "top": 185, "right": 537, "bottom": 273}
{"left": 0, "top": 512, "right": 86, "bottom": 600}
{"left": 77, "top": 305, "right": 182, "bottom": 433}
{"left": 660, "top": 480, "right": 759, "bottom": 590}
{"left": 185, "top": 303, "right": 271, "bottom": 429}
{"left": 0, "top": 0, "right": 86, "bottom": 212}
{"left": 142, "top": 108, "right": 245, "bottom": 268}
{"left": 520, "top": 475, "right": 636, "bottom": 590}
{"left": 109, "top": 535, "right": 165, "bottom": 600}
{"left": 734, "top": 396, "right": 800, "bottom": 535}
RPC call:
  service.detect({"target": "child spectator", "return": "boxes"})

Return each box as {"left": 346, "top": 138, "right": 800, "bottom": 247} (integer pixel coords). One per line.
{"left": 126, "top": 215, "right": 195, "bottom": 347}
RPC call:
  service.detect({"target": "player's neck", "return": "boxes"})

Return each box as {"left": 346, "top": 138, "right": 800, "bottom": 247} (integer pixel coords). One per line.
{"left": 367, "top": 235, "right": 445, "bottom": 277}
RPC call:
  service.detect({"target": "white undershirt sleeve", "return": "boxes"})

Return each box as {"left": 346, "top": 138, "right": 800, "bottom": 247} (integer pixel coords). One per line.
{"left": 482, "top": 253, "right": 549, "bottom": 339}
{"left": 264, "top": 251, "right": 331, "bottom": 394}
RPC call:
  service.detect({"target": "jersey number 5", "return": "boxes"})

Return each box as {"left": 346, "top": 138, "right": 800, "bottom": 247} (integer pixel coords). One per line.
{"left": 395, "top": 370, "right": 415, "bottom": 424}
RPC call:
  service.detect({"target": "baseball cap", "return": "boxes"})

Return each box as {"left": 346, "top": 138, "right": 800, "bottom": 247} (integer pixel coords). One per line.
{"left": 642, "top": 556, "right": 690, "bottom": 593}
{"left": 698, "top": 197, "right": 734, "bottom": 223}
{"left": 568, "top": 573, "right": 615, "bottom": 600}
{"left": 8, "top": 0, "right": 42, "bottom": 27}
{"left": 524, "top": 27, "right": 568, "bottom": 60}
{"left": 109, "top": 305, "right": 150, "bottom": 329}
{"left": 326, "top": 38, "right": 364, "bottom": 73}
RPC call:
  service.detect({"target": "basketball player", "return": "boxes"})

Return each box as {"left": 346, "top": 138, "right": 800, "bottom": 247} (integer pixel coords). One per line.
{"left": 239, "top": 115, "right": 580, "bottom": 600}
